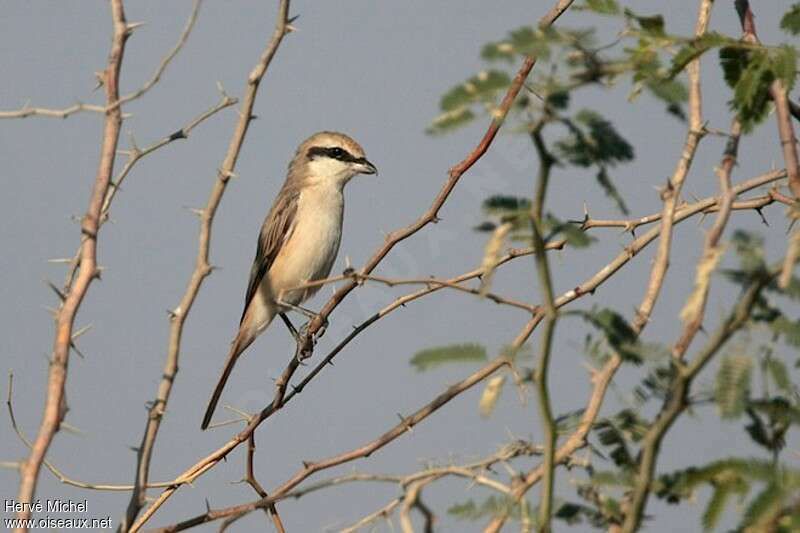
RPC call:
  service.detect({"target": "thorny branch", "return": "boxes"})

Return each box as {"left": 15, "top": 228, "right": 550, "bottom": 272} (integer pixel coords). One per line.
{"left": 0, "top": 0, "right": 203, "bottom": 120}
{"left": 152, "top": 167, "right": 786, "bottom": 531}
{"left": 129, "top": 2, "right": 577, "bottom": 530}
{"left": 528, "top": 126, "right": 559, "bottom": 532}
{"left": 14, "top": 1, "right": 130, "bottom": 530}
{"left": 620, "top": 267, "right": 779, "bottom": 532}
{"left": 61, "top": 91, "right": 238, "bottom": 294}
{"left": 485, "top": 1, "right": 715, "bottom": 529}
{"left": 122, "top": 1, "right": 294, "bottom": 530}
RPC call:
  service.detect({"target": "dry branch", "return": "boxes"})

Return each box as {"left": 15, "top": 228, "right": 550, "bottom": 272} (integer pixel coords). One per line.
{"left": 13, "top": 1, "right": 130, "bottom": 530}
{"left": 121, "top": 1, "right": 293, "bottom": 530}
{"left": 128, "top": 3, "right": 577, "bottom": 529}
{"left": 0, "top": 0, "right": 202, "bottom": 121}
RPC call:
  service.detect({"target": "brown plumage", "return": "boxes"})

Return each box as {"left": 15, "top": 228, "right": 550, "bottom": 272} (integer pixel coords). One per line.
{"left": 202, "top": 131, "right": 376, "bottom": 429}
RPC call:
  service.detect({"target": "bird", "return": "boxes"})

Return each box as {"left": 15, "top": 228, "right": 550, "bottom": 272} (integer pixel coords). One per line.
{"left": 201, "top": 131, "right": 377, "bottom": 430}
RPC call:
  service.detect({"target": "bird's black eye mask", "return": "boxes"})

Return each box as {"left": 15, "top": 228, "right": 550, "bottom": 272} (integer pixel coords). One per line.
{"left": 308, "top": 145, "right": 367, "bottom": 165}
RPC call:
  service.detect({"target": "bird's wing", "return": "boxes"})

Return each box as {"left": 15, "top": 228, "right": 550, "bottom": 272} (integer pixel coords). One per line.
{"left": 240, "top": 188, "right": 299, "bottom": 324}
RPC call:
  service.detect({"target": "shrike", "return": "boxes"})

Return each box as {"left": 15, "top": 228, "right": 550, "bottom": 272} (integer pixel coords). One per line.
{"left": 202, "top": 131, "right": 377, "bottom": 429}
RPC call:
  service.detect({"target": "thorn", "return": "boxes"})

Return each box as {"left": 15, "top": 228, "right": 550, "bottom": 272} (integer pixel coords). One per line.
{"left": 327, "top": 359, "right": 335, "bottom": 366}
{"left": 44, "top": 279, "right": 67, "bottom": 302}
{"left": 397, "top": 413, "right": 413, "bottom": 433}
{"left": 215, "top": 81, "right": 228, "bottom": 97}
{"left": 47, "top": 258, "right": 74, "bottom": 264}
{"left": 72, "top": 324, "right": 92, "bottom": 340}
{"left": 69, "top": 340, "right": 85, "bottom": 359}
{"left": 127, "top": 131, "right": 140, "bottom": 154}
{"left": 92, "top": 72, "right": 105, "bottom": 92}
{"left": 125, "top": 21, "right": 146, "bottom": 34}
{"left": 218, "top": 169, "right": 238, "bottom": 180}
{"left": 754, "top": 207, "right": 769, "bottom": 227}
{"left": 205, "top": 499, "right": 211, "bottom": 513}
{"left": 168, "top": 129, "right": 187, "bottom": 142}
{"left": 302, "top": 460, "right": 312, "bottom": 469}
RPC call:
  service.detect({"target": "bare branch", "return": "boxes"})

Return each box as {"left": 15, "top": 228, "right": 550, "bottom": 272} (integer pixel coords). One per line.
{"left": 620, "top": 267, "right": 779, "bottom": 532}
{"left": 0, "top": 0, "right": 202, "bottom": 120}
{"left": 13, "top": 2, "right": 130, "bottom": 528}
{"left": 122, "top": 1, "right": 293, "bottom": 530}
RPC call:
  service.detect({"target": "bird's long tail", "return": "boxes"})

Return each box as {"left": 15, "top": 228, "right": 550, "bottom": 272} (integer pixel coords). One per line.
{"left": 202, "top": 332, "right": 253, "bottom": 430}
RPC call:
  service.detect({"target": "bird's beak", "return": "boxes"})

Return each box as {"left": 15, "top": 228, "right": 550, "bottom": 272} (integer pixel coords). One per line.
{"left": 355, "top": 157, "right": 378, "bottom": 176}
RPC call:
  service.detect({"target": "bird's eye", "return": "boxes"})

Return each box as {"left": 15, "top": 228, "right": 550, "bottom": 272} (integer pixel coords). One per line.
{"left": 328, "top": 147, "right": 345, "bottom": 159}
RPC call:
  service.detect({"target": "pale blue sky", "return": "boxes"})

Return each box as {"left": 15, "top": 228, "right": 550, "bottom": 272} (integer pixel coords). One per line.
{"left": 1, "top": 1, "right": 795, "bottom": 531}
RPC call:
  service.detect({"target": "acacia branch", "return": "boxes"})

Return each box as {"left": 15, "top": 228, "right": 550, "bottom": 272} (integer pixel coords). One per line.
{"left": 61, "top": 91, "right": 237, "bottom": 293}
{"left": 673, "top": 119, "right": 742, "bottom": 360}
{"left": 631, "top": 0, "right": 713, "bottom": 333}
{"left": 156, "top": 167, "right": 786, "bottom": 532}
{"left": 735, "top": 0, "right": 800, "bottom": 288}
{"left": 14, "top": 1, "right": 130, "bottom": 529}
{"left": 148, "top": 357, "right": 513, "bottom": 531}
{"left": 129, "top": 4, "right": 576, "bottom": 528}
{"left": 528, "top": 127, "right": 559, "bottom": 531}
{"left": 6, "top": 373, "right": 173, "bottom": 492}
{"left": 0, "top": 0, "right": 202, "bottom": 120}
{"left": 122, "top": 1, "right": 293, "bottom": 530}
{"left": 620, "top": 268, "right": 778, "bottom": 532}
{"left": 290, "top": 0, "right": 577, "bottom": 361}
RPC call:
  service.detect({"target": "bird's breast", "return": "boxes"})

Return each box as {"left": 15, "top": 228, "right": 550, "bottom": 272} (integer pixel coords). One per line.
{"left": 267, "top": 185, "right": 344, "bottom": 306}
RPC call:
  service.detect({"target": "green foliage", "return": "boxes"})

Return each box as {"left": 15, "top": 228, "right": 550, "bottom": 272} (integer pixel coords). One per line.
{"left": 714, "top": 354, "right": 752, "bottom": 419}
{"left": 556, "top": 110, "right": 634, "bottom": 167}
{"left": 577, "top": 308, "right": 642, "bottom": 363}
{"left": 409, "top": 343, "right": 487, "bottom": 372}
{"left": 668, "top": 32, "right": 729, "bottom": 79}
{"left": 594, "top": 409, "right": 648, "bottom": 468}
{"left": 719, "top": 45, "right": 798, "bottom": 132}
{"left": 556, "top": 110, "right": 633, "bottom": 213}
{"left": 448, "top": 496, "right": 520, "bottom": 522}
{"left": 781, "top": 4, "right": 800, "bottom": 35}
{"left": 656, "top": 458, "right": 800, "bottom": 531}
{"left": 474, "top": 196, "right": 596, "bottom": 248}
{"left": 428, "top": 70, "right": 510, "bottom": 135}
{"left": 544, "top": 215, "right": 596, "bottom": 248}
{"left": 579, "top": 0, "right": 620, "bottom": 16}
{"left": 623, "top": 8, "right": 665, "bottom": 38}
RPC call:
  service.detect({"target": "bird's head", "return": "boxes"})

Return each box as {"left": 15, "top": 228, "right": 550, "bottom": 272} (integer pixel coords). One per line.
{"left": 291, "top": 131, "right": 377, "bottom": 188}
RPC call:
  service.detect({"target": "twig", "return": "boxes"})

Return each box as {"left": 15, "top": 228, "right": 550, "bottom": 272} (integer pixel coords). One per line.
{"left": 673, "top": 119, "right": 742, "bottom": 360}
{"left": 631, "top": 0, "right": 713, "bottom": 333}
{"left": 735, "top": 0, "right": 800, "bottom": 288}
{"left": 5, "top": 373, "right": 173, "bottom": 492}
{"left": 245, "top": 434, "right": 285, "bottom": 533}
{"left": 620, "top": 267, "right": 779, "bottom": 532}
{"left": 129, "top": 3, "right": 576, "bottom": 529}
{"left": 147, "top": 357, "right": 513, "bottom": 531}
{"left": 13, "top": 2, "right": 130, "bottom": 529}
{"left": 122, "top": 1, "right": 293, "bottom": 531}
{"left": 63, "top": 91, "right": 238, "bottom": 293}
{"left": 286, "top": 0, "right": 577, "bottom": 367}
{"left": 0, "top": 0, "right": 202, "bottom": 120}
{"left": 528, "top": 126, "right": 559, "bottom": 532}
{"left": 149, "top": 163, "right": 785, "bottom": 530}
{"left": 482, "top": 171, "right": 785, "bottom": 533}
{"left": 109, "top": 0, "right": 203, "bottom": 112}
